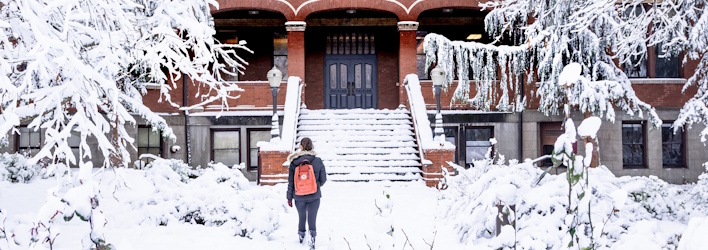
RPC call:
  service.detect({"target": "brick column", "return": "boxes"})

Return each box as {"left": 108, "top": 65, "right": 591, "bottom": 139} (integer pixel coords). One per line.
{"left": 398, "top": 21, "right": 419, "bottom": 106}
{"left": 286, "top": 21, "right": 306, "bottom": 82}
{"left": 259, "top": 150, "right": 290, "bottom": 186}
{"left": 422, "top": 148, "right": 455, "bottom": 187}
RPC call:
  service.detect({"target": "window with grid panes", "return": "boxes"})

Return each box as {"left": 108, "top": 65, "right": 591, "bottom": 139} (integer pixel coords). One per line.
{"left": 444, "top": 127, "right": 458, "bottom": 163}
{"left": 655, "top": 43, "right": 680, "bottom": 78}
{"left": 465, "top": 127, "right": 493, "bottom": 166}
{"left": 248, "top": 129, "right": 270, "bottom": 170}
{"left": 416, "top": 31, "right": 429, "bottom": 80}
{"left": 622, "top": 123, "right": 645, "bottom": 168}
{"left": 662, "top": 123, "right": 684, "bottom": 168}
{"left": 138, "top": 126, "right": 162, "bottom": 165}
{"left": 68, "top": 132, "right": 81, "bottom": 167}
{"left": 622, "top": 5, "right": 647, "bottom": 78}
{"left": 18, "top": 126, "right": 41, "bottom": 156}
{"left": 274, "top": 31, "right": 288, "bottom": 80}
{"left": 212, "top": 130, "right": 240, "bottom": 167}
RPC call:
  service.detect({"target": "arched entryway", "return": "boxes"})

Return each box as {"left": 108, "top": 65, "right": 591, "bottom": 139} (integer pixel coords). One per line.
{"left": 304, "top": 9, "right": 399, "bottom": 109}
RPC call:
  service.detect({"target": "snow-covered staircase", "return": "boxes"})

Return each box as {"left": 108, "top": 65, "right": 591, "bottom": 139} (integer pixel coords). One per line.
{"left": 297, "top": 108, "right": 423, "bottom": 182}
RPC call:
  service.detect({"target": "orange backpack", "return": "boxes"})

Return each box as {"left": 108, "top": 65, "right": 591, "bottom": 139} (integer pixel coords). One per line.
{"left": 295, "top": 159, "right": 318, "bottom": 196}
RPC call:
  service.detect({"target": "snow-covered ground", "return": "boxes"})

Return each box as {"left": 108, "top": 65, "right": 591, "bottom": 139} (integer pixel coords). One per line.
{"left": 2, "top": 155, "right": 708, "bottom": 249}
{"left": 0, "top": 160, "right": 462, "bottom": 249}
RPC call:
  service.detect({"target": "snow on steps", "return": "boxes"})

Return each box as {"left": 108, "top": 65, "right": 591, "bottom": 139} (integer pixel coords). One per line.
{"left": 297, "top": 108, "right": 422, "bottom": 182}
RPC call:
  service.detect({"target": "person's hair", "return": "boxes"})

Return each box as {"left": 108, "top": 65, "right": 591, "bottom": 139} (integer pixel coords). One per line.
{"left": 300, "top": 137, "right": 314, "bottom": 151}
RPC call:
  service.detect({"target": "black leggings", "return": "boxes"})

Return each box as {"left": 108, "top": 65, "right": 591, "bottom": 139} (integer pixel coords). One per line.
{"left": 295, "top": 199, "right": 320, "bottom": 233}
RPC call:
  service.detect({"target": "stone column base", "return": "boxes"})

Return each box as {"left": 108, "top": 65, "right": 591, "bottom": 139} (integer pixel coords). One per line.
{"left": 422, "top": 148, "right": 455, "bottom": 187}
{"left": 259, "top": 150, "right": 290, "bottom": 186}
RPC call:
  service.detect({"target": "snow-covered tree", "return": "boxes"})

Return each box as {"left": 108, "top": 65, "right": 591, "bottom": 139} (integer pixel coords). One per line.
{"left": 639, "top": 0, "right": 708, "bottom": 143}
{"left": 424, "top": 0, "right": 661, "bottom": 127}
{"left": 0, "top": 0, "right": 249, "bottom": 169}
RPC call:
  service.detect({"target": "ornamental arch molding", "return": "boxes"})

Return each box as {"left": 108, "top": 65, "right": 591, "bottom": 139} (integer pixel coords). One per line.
{"left": 214, "top": 0, "right": 481, "bottom": 21}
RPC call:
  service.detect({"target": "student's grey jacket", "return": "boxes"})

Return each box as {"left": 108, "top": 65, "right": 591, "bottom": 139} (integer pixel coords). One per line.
{"left": 287, "top": 150, "right": 327, "bottom": 201}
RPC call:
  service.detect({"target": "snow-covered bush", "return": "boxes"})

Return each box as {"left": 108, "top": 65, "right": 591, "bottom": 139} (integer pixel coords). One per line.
{"left": 442, "top": 155, "right": 707, "bottom": 249}
{"left": 0, "top": 153, "right": 42, "bottom": 183}
{"left": 130, "top": 162, "right": 283, "bottom": 239}
{"left": 687, "top": 163, "right": 708, "bottom": 214}
{"left": 0, "top": 207, "right": 6, "bottom": 242}
{"left": 144, "top": 158, "right": 200, "bottom": 183}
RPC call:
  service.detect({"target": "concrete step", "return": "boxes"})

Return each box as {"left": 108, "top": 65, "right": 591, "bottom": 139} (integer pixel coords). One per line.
{"left": 323, "top": 159, "right": 422, "bottom": 167}
{"left": 298, "top": 124, "right": 412, "bottom": 131}
{"left": 298, "top": 119, "right": 412, "bottom": 125}
{"left": 299, "top": 113, "right": 411, "bottom": 120}
{"left": 307, "top": 141, "right": 418, "bottom": 148}
{"left": 300, "top": 109, "right": 409, "bottom": 115}
{"left": 327, "top": 166, "right": 423, "bottom": 175}
{"left": 318, "top": 153, "right": 419, "bottom": 161}
{"left": 328, "top": 173, "right": 422, "bottom": 182}
{"left": 313, "top": 147, "right": 418, "bottom": 154}
{"left": 298, "top": 129, "right": 414, "bottom": 137}
{"left": 306, "top": 135, "right": 416, "bottom": 143}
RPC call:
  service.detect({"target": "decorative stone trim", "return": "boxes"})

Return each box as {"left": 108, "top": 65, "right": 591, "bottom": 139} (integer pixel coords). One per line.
{"left": 285, "top": 21, "right": 306, "bottom": 32}
{"left": 629, "top": 78, "right": 686, "bottom": 84}
{"left": 397, "top": 21, "right": 419, "bottom": 31}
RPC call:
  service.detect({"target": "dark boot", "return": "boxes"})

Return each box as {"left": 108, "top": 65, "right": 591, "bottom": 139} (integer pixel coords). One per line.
{"left": 298, "top": 231, "right": 306, "bottom": 244}
{"left": 309, "top": 230, "right": 316, "bottom": 249}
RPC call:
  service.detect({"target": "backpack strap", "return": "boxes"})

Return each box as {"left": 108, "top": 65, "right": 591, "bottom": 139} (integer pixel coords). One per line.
{"left": 298, "top": 159, "right": 311, "bottom": 166}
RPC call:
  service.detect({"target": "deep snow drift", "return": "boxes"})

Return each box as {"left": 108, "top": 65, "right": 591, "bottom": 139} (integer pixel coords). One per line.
{"left": 1, "top": 154, "right": 708, "bottom": 249}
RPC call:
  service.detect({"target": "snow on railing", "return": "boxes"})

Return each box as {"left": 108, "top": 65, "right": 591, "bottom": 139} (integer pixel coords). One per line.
{"left": 404, "top": 74, "right": 431, "bottom": 165}
{"left": 404, "top": 74, "right": 455, "bottom": 152}
{"left": 257, "top": 76, "right": 303, "bottom": 152}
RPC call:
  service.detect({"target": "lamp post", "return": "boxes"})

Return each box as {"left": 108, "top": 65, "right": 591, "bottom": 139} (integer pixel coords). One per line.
{"left": 430, "top": 66, "right": 445, "bottom": 141}
{"left": 267, "top": 66, "right": 282, "bottom": 138}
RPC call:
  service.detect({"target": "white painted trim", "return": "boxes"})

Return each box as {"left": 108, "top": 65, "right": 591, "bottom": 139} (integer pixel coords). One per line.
{"left": 397, "top": 21, "right": 419, "bottom": 31}
{"left": 144, "top": 83, "right": 161, "bottom": 90}
{"left": 260, "top": 179, "right": 288, "bottom": 183}
{"left": 629, "top": 78, "right": 686, "bottom": 84}
{"left": 426, "top": 110, "right": 512, "bottom": 115}
{"left": 277, "top": 0, "right": 320, "bottom": 16}
{"left": 285, "top": 21, "right": 307, "bottom": 31}
{"left": 386, "top": 0, "right": 425, "bottom": 14}
{"left": 261, "top": 174, "right": 289, "bottom": 178}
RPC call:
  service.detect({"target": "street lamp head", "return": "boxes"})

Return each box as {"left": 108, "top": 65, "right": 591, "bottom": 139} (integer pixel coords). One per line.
{"left": 430, "top": 66, "right": 445, "bottom": 87}
{"left": 267, "top": 66, "right": 282, "bottom": 88}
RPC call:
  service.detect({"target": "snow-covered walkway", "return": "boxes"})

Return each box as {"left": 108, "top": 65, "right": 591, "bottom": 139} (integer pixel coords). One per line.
{"left": 0, "top": 178, "right": 466, "bottom": 249}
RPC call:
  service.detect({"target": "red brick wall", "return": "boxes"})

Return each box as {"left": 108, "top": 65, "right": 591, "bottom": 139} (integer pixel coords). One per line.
{"left": 142, "top": 77, "right": 184, "bottom": 113}
{"left": 422, "top": 148, "right": 455, "bottom": 187}
{"left": 399, "top": 30, "right": 417, "bottom": 106}
{"left": 416, "top": 77, "right": 697, "bottom": 111}
{"left": 305, "top": 29, "right": 325, "bottom": 109}
{"left": 377, "top": 28, "right": 400, "bottom": 109}
{"left": 259, "top": 150, "right": 290, "bottom": 185}
{"left": 288, "top": 30, "right": 306, "bottom": 82}
{"left": 634, "top": 83, "right": 697, "bottom": 108}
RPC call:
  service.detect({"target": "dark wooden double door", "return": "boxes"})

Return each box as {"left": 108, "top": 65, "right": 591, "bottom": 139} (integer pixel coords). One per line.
{"left": 324, "top": 56, "right": 377, "bottom": 109}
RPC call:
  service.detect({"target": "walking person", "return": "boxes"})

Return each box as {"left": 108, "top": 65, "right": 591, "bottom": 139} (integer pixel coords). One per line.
{"left": 287, "top": 137, "right": 327, "bottom": 249}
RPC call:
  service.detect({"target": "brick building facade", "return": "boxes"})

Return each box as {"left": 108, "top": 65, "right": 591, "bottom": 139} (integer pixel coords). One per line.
{"left": 2, "top": 0, "right": 706, "bottom": 184}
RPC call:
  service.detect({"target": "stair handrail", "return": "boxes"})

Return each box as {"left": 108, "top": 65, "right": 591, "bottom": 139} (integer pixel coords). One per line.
{"left": 403, "top": 74, "right": 432, "bottom": 166}
{"left": 282, "top": 76, "right": 305, "bottom": 153}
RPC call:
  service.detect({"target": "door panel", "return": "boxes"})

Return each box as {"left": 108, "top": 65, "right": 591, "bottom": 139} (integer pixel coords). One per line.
{"left": 324, "top": 56, "right": 377, "bottom": 109}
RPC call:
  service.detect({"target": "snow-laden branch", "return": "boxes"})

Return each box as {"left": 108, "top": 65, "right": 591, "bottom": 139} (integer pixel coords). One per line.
{"left": 424, "top": 0, "right": 661, "bottom": 126}
{"left": 0, "top": 0, "right": 250, "bottom": 168}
